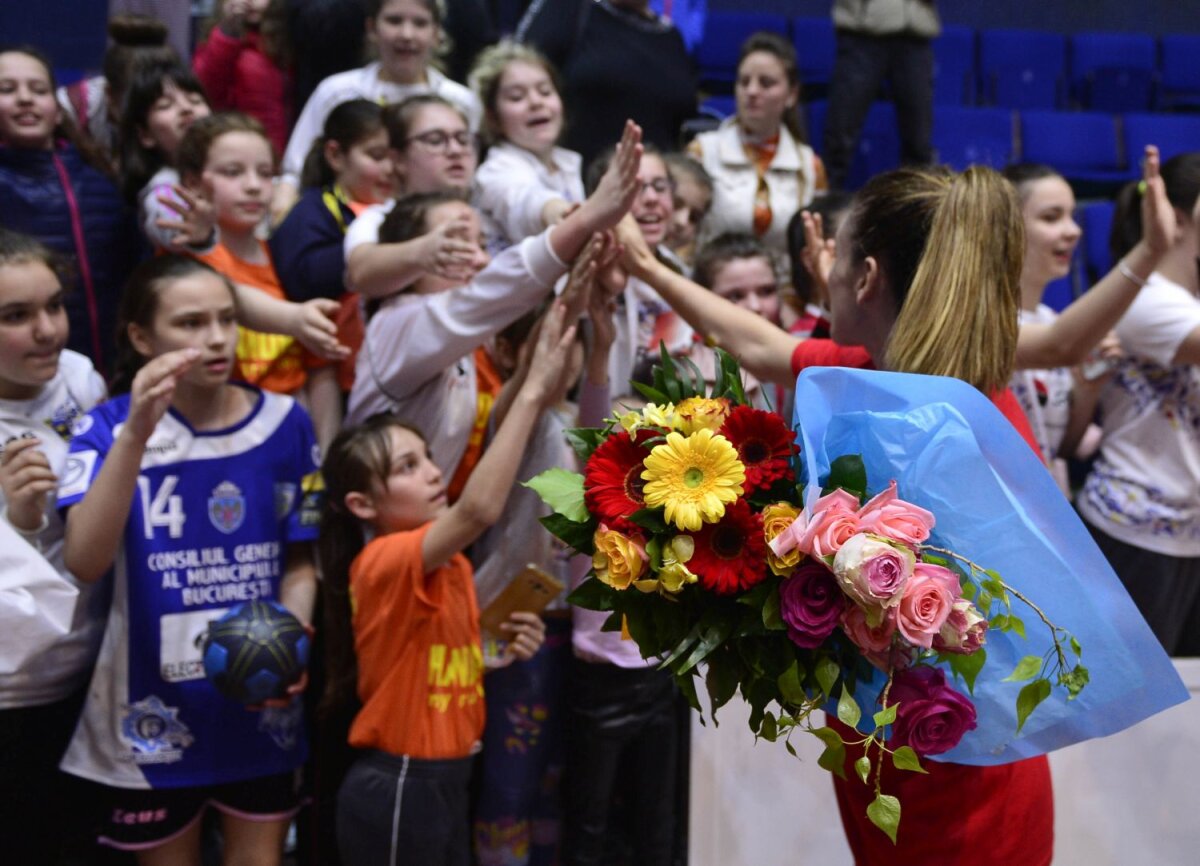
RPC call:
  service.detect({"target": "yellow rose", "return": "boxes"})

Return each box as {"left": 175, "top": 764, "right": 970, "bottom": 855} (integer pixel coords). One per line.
{"left": 642, "top": 402, "right": 680, "bottom": 431}
{"left": 675, "top": 396, "right": 731, "bottom": 434}
{"left": 592, "top": 525, "right": 648, "bottom": 590}
{"left": 763, "top": 502, "right": 805, "bottom": 577}
{"left": 659, "top": 536, "right": 699, "bottom": 593}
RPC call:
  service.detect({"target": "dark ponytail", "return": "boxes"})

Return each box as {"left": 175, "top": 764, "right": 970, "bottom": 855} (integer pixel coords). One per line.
{"left": 299, "top": 99, "right": 385, "bottom": 190}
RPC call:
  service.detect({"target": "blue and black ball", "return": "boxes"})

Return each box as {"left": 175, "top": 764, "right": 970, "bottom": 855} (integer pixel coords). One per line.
{"left": 202, "top": 601, "right": 311, "bottom": 704}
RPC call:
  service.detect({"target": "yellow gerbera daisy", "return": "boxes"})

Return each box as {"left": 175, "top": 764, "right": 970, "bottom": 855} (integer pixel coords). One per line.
{"left": 641, "top": 429, "right": 746, "bottom": 531}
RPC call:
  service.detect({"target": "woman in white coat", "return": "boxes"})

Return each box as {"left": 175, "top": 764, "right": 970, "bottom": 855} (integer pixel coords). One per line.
{"left": 688, "top": 31, "right": 826, "bottom": 253}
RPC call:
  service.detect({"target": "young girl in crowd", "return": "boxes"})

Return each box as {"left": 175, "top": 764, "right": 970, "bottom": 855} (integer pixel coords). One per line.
{"left": 270, "top": 99, "right": 394, "bottom": 447}
{"left": 1078, "top": 151, "right": 1200, "bottom": 656}
{"left": 0, "top": 46, "right": 141, "bottom": 374}
{"left": 276, "top": 0, "right": 482, "bottom": 221}
{"left": 0, "top": 229, "right": 108, "bottom": 864}
{"left": 469, "top": 41, "right": 584, "bottom": 251}
{"left": 663, "top": 153, "right": 713, "bottom": 269}
{"left": 57, "top": 14, "right": 174, "bottom": 171}
{"left": 118, "top": 54, "right": 215, "bottom": 254}
{"left": 194, "top": 0, "right": 292, "bottom": 158}
{"left": 58, "top": 255, "right": 320, "bottom": 864}
{"left": 343, "top": 94, "right": 483, "bottom": 299}
{"left": 346, "top": 118, "right": 639, "bottom": 485}
{"left": 178, "top": 112, "right": 315, "bottom": 402}
{"left": 687, "top": 31, "right": 826, "bottom": 253}
{"left": 318, "top": 303, "right": 576, "bottom": 865}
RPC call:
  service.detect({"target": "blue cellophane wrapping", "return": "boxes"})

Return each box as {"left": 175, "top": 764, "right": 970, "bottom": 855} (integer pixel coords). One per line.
{"left": 793, "top": 367, "right": 1188, "bottom": 766}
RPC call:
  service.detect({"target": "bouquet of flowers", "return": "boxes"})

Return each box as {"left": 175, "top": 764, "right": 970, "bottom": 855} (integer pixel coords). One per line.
{"left": 527, "top": 349, "right": 1094, "bottom": 841}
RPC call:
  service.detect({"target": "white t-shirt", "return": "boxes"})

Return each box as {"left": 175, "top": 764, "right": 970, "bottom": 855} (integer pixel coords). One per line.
{"left": 1078, "top": 272, "right": 1200, "bottom": 556}
{"left": 475, "top": 142, "right": 584, "bottom": 251}
{"left": 1010, "top": 305, "right": 1073, "bottom": 465}
{"left": 281, "top": 63, "right": 482, "bottom": 189}
{"left": 0, "top": 350, "right": 107, "bottom": 708}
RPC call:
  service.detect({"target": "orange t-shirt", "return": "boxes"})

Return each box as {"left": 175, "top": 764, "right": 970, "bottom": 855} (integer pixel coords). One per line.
{"left": 347, "top": 523, "right": 485, "bottom": 759}
{"left": 197, "top": 242, "right": 307, "bottom": 395}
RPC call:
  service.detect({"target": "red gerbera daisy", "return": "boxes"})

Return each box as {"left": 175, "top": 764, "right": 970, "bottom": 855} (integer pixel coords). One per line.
{"left": 584, "top": 431, "right": 652, "bottom": 530}
{"left": 689, "top": 499, "right": 768, "bottom": 594}
{"left": 719, "top": 405, "right": 797, "bottom": 492}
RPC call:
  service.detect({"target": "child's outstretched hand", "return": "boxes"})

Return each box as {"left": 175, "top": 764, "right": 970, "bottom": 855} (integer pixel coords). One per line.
{"left": 615, "top": 212, "right": 656, "bottom": 278}
{"left": 499, "top": 611, "right": 546, "bottom": 662}
{"left": 288, "top": 298, "right": 350, "bottom": 361}
{"left": 0, "top": 437, "right": 56, "bottom": 533}
{"left": 521, "top": 301, "right": 578, "bottom": 405}
{"left": 580, "top": 121, "right": 644, "bottom": 233}
{"left": 125, "top": 348, "right": 201, "bottom": 443}
{"left": 418, "top": 212, "right": 486, "bottom": 284}
{"left": 155, "top": 185, "right": 217, "bottom": 249}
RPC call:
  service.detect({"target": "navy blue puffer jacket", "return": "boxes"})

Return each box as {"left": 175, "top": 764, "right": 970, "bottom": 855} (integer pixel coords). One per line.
{"left": 0, "top": 142, "right": 142, "bottom": 375}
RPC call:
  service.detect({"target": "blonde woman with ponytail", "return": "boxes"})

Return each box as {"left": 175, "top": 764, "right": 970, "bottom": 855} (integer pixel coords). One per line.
{"left": 617, "top": 163, "right": 1057, "bottom": 864}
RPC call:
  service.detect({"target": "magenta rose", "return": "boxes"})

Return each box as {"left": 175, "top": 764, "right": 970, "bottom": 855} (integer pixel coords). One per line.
{"left": 895, "top": 564, "right": 958, "bottom": 648}
{"left": 857, "top": 481, "right": 935, "bottom": 548}
{"left": 933, "top": 597, "right": 989, "bottom": 655}
{"left": 797, "top": 489, "right": 862, "bottom": 559}
{"left": 887, "top": 666, "right": 978, "bottom": 757}
{"left": 779, "top": 562, "right": 846, "bottom": 648}
{"left": 832, "top": 533, "right": 915, "bottom": 622}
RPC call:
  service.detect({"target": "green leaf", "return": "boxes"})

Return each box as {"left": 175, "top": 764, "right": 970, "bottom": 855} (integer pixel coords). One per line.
{"left": 627, "top": 508, "right": 669, "bottom": 535}
{"left": 677, "top": 619, "right": 734, "bottom": 674}
{"left": 675, "top": 670, "right": 701, "bottom": 712}
{"left": 705, "top": 652, "right": 741, "bottom": 716}
{"left": 662, "top": 623, "right": 703, "bottom": 669}
{"left": 759, "top": 710, "right": 778, "bottom": 741}
{"left": 815, "top": 657, "right": 840, "bottom": 698}
{"left": 645, "top": 536, "right": 663, "bottom": 571}
{"left": 837, "top": 684, "right": 862, "bottom": 728}
{"left": 1008, "top": 615, "right": 1026, "bottom": 640}
{"left": 522, "top": 468, "right": 588, "bottom": 522}
{"left": 564, "top": 427, "right": 607, "bottom": 462}
{"left": 631, "top": 381, "right": 669, "bottom": 404}
{"left": 784, "top": 738, "right": 798, "bottom": 758}
{"left": 823, "top": 454, "right": 867, "bottom": 499}
{"left": 539, "top": 513, "right": 595, "bottom": 553}
{"left": 943, "top": 647, "right": 987, "bottom": 695}
{"left": 1070, "top": 635, "right": 1083, "bottom": 657}
{"left": 976, "top": 590, "right": 993, "bottom": 613}
{"left": 854, "top": 756, "right": 871, "bottom": 784}
{"left": 1016, "top": 678, "right": 1052, "bottom": 733}
{"left": 777, "top": 661, "right": 806, "bottom": 706}
{"left": 989, "top": 613, "right": 1009, "bottom": 631}
{"left": 1060, "top": 664, "right": 1090, "bottom": 700}
{"left": 961, "top": 581, "right": 977, "bottom": 602}
{"left": 1003, "top": 655, "right": 1044, "bottom": 683}
{"left": 565, "top": 577, "right": 614, "bottom": 611}
{"left": 892, "top": 746, "right": 928, "bottom": 774}
{"left": 873, "top": 703, "right": 898, "bottom": 727}
{"left": 762, "top": 587, "right": 785, "bottom": 630}
{"left": 813, "top": 729, "right": 847, "bottom": 780}
{"left": 866, "top": 794, "right": 901, "bottom": 844}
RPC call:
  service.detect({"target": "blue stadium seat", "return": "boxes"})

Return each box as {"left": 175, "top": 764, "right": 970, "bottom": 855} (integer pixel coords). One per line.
{"left": 791, "top": 16, "right": 836, "bottom": 90}
{"left": 931, "top": 106, "right": 1014, "bottom": 170}
{"left": 1070, "top": 32, "right": 1157, "bottom": 111}
{"left": 807, "top": 100, "right": 900, "bottom": 190}
{"left": 933, "top": 25, "right": 977, "bottom": 105}
{"left": 1157, "top": 35, "right": 1200, "bottom": 110}
{"left": 1080, "top": 200, "right": 1115, "bottom": 284}
{"left": 979, "top": 29, "right": 1067, "bottom": 109}
{"left": 699, "top": 95, "right": 736, "bottom": 119}
{"left": 1122, "top": 113, "right": 1200, "bottom": 174}
{"left": 1020, "top": 110, "right": 1127, "bottom": 184}
{"left": 695, "top": 12, "right": 789, "bottom": 89}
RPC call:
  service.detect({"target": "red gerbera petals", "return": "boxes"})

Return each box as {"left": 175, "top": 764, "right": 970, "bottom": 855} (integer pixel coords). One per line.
{"left": 584, "top": 431, "right": 651, "bottom": 531}
{"left": 689, "top": 499, "right": 768, "bottom": 594}
{"left": 719, "top": 405, "right": 797, "bottom": 492}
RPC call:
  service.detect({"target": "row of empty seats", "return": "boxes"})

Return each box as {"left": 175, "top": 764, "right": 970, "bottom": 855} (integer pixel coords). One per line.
{"left": 697, "top": 13, "right": 1200, "bottom": 113}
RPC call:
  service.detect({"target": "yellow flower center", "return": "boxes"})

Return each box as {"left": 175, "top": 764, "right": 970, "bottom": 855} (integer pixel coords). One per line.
{"left": 684, "top": 467, "right": 704, "bottom": 488}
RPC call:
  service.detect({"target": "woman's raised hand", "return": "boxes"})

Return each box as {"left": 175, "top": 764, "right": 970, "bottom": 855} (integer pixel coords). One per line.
{"left": 582, "top": 121, "right": 644, "bottom": 232}
{"left": 125, "top": 349, "right": 200, "bottom": 444}
{"left": 1141, "top": 145, "right": 1174, "bottom": 256}
{"left": 800, "top": 210, "right": 836, "bottom": 297}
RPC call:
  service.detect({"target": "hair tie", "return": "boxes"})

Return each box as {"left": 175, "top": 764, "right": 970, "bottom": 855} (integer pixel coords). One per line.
{"left": 1137, "top": 180, "right": 1147, "bottom": 196}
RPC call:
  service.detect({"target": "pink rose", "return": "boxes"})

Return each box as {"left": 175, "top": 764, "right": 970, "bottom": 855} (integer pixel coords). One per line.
{"left": 895, "top": 567, "right": 957, "bottom": 648}
{"left": 886, "top": 666, "right": 977, "bottom": 757}
{"left": 779, "top": 562, "right": 846, "bottom": 649}
{"left": 840, "top": 605, "right": 915, "bottom": 671}
{"left": 797, "top": 489, "right": 862, "bottom": 559}
{"left": 933, "top": 598, "right": 989, "bottom": 655}
{"left": 857, "top": 481, "right": 935, "bottom": 548}
{"left": 832, "top": 533, "right": 914, "bottom": 621}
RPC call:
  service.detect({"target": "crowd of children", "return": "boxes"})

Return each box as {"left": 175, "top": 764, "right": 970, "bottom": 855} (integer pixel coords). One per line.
{"left": 1, "top": 3, "right": 1198, "bottom": 865}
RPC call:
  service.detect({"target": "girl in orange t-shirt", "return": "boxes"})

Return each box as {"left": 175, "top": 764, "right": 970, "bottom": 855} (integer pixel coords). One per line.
{"left": 177, "top": 112, "right": 311, "bottom": 399}
{"left": 316, "top": 302, "right": 585, "bottom": 866}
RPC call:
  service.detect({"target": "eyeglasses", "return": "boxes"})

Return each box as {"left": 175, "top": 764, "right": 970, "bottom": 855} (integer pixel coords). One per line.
{"left": 637, "top": 178, "right": 673, "bottom": 196}
{"left": 405, "top": 129, "right": 476, "bottom": 152}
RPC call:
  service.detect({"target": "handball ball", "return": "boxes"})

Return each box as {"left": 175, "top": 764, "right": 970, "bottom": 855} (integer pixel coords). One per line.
{"left": 202, "top": 601, "right": 311, "bottom": 704}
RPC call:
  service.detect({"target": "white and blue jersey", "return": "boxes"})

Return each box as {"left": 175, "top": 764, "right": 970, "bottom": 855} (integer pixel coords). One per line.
{"left": 56, "top": 385, "right": 322, "bottom": 790}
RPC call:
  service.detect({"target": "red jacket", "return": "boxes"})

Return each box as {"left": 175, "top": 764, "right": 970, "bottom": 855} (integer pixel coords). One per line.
{"left": 193, "top": 28, "right": 291, "bottom": 158}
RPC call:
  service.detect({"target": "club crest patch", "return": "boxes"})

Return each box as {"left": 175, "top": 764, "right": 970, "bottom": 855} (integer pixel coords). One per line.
{"left": 120, "top": 695, "right": 193, "bottom": 764}
{"left": 208, "top": 481, "right": 246, "bottom": 534}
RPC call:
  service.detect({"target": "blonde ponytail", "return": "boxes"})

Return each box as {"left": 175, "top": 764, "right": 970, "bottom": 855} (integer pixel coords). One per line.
{"left": 876, "top": 166, "right": 1023, "bottom": 393}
